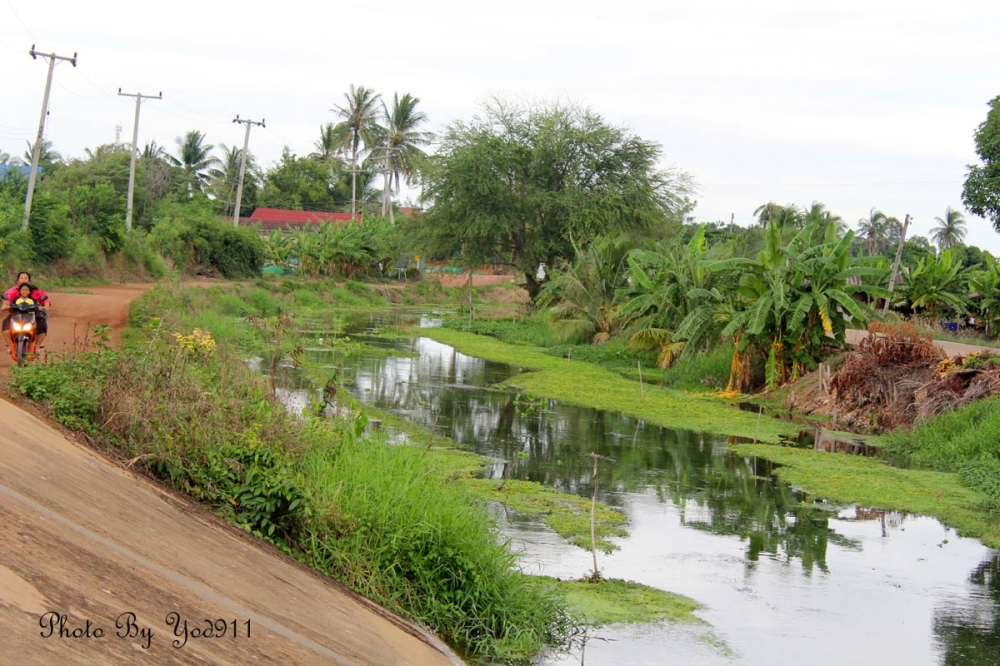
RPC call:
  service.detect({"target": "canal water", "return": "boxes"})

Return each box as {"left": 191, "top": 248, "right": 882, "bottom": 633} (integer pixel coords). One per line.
{"left": 277, "top": 309, "right": 1000, "bottom": 666}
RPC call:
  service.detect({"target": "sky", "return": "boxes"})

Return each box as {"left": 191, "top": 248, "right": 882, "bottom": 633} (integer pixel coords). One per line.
{"left": 2, "top": 0, "right": 998, "bottom": 251}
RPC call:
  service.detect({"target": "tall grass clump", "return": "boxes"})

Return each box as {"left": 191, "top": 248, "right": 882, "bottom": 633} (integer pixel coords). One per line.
{"left": 443, "top": 316, "right": 557, "bottom": 347}
{"left": 880, "top": 398, "right": 1000, "bottom": 470}
{"left": 300, "top": 433, "right": 568, "bottom": 658}
{"left": 881, "top": 398, "right": 1000, "bottom": 505}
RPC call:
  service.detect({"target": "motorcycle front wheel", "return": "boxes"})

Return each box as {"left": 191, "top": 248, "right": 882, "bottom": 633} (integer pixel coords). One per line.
{"left": 15, "top": 337, "right": 27, "bottom": 366}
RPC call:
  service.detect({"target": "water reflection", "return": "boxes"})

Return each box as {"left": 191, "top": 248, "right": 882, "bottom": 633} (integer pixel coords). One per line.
{"left": 271, "top": 310, "right": 1000, "bottom": 665}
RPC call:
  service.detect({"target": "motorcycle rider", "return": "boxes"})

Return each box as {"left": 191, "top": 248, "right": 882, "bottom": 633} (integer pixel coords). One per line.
{"left": 2, "top": 271, "right": 49, "bottom": 350}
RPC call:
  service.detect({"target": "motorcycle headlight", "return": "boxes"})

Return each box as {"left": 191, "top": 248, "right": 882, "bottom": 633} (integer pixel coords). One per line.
{"left": 23, "top": 323, "right": 32, "bottom": 331}
{"left": 11, "top": 322, "right": 21, "bottom": 332}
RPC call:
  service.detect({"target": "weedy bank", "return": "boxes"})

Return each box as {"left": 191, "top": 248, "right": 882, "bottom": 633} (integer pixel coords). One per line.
{"left": 10, "top": 283, "right": 571, "bottom": 662}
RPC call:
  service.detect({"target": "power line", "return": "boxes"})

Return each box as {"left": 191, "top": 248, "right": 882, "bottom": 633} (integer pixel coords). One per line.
{"left": 4, "top": 1, "right": 37, "bottom": 41}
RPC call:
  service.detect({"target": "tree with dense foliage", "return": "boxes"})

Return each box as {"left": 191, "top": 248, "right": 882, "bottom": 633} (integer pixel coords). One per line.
{"left": 704, "top": 222, "right": 885, "bottom": 390}
{"left": 962, "top": 95, "right": 1000, "bottom": 231}
{"left": 258, "top": 148, "right": 376, "bottom": 212}
{"left": 331, "top": 85, "right": 384, "bottom": 217}
{"left": 931, "top": 206, "right": 968, "bottom": 250}
{"left": 419, "top": 100, "right": 691, "bottom": 298}
{"left": 168, "top": 130, "right": 219, "bottom": 196}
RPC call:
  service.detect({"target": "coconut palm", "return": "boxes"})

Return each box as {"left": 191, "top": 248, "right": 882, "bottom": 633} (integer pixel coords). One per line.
{"left": 142, "top": 140, "right": 167, "bottom": 161}
{"left": 857, "top": 208, "right": 888, "bottom": 256}
{"left": 331, "top": 85, "right": 384, "bottom": 217}
{"left": 310, "top": 123, "right": 341, "bottom": 164}
{"left": 538, "top": 235, "right": 634, "bottom": 345}
{"left": 0, "top": 149, "right": 10, "bottom": 165}
{"left": 167, "top": 130, "right": 219, "bottom": 196}
{"left": 931, "top": 207, "right": 968, "bottom": 251}
{"left": 23, "top": 139, "right": 61, "bottom": 169}
{"left": 754, "top": 202, "right": 802, "bottom": 228}
{"left": 208, "top": 144, "right": 260, "bottom": 216}
{"left": 376, "top": 93, "right": 433, "bottom": 221}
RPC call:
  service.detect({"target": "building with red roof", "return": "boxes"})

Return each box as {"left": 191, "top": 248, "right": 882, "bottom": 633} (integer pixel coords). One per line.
{"left": 244, "top": 207, "right": 361, "bottom": 232}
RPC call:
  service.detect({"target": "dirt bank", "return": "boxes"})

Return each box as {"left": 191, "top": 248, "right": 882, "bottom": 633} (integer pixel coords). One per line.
{"left": 0, "top": 281, "right": 463, "bottom": 665}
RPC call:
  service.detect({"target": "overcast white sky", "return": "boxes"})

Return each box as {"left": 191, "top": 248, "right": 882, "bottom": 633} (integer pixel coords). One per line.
{"left": 2, "top": 1, "right": 998, "bottom": 250}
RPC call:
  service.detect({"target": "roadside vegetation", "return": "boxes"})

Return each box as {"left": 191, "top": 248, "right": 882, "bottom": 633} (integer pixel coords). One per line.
{"left": 8, "top": 87, "right": 1000, "bottom": 658}
{"left": 9, "top": 283, "right": 572, "bottom": 662}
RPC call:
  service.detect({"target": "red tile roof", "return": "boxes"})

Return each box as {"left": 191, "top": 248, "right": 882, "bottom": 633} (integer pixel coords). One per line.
{"left": 246, "top": 207, "right": 361, "bottom": 231}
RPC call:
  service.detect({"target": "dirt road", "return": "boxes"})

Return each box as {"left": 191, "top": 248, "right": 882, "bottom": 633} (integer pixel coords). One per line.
{"left": 0, "top": 282, "right": 463, "bottom": 665}
{"left": 843, "top": 328, "right": 998, "bottom": 358}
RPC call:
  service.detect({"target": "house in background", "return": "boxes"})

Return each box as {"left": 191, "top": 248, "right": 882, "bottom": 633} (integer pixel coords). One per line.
{"left": 242, "top": 207, "right": 361, "bottom": 232}
{"left": 0, "top": 164, "right": 42, "bottom": 180}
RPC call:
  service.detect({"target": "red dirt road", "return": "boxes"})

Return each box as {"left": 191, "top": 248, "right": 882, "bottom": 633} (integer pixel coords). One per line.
{"left": 0, "top": 283, "right": 463, "bottom": 665}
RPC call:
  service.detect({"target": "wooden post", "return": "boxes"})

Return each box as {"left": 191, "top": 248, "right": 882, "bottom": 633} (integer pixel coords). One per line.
{"left": 590, "top": 452, "right": 600, "bottom": 580}
{"left": 638, "top": 360, "right": 644, "bottom": 398}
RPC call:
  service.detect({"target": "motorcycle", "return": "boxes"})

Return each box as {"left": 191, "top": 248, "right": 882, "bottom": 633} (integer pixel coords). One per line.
{"left": 9, "top": 300, "right": 40, "bottom": 366}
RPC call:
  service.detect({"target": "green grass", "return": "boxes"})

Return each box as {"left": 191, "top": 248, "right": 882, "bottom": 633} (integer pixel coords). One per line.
{"left": 443, "top": 317, "right": 734, "bottom": 391}
{"left": 879, "top": 398, "right": 1000, "bottom": 470}
{"left": 732, "top": 444, "right": 1000, "bottom": 548}
{"left": 464, "top": 479, "right": 629, "bottom": 553}
{"left": 539, "top": 577, "right": 702, "bottom": 626}
{"left": 358, "top": 405, "right": 632, "bottom": 553}
{"left": 419, "top": 327, "right": 798, "bottom": 443}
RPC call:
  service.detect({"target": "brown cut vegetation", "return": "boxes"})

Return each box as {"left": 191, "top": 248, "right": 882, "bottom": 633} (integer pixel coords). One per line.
{"left": 812, "top": 322, "right": 1000, "bottom": 432}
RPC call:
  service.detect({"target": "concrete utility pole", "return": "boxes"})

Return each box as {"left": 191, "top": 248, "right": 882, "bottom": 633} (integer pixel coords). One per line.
{"left": 374, "top": 144, "right": 401, "bottom": 224}
{"left": 883, "top": 213, "right": 911, "bottom": 314}
{"left": 118, "top": 89, "right": 162, "bottom": 233}
{"left": 23, "top": 45, "right": 77, "bottom": 231}
{"left": 232, "top": 115, "right": 264, "bottom": 226}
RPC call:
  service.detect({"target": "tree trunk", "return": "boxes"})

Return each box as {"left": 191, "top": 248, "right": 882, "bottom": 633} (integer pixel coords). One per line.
{"left": 524, "top": 271, "right": 541, "bottom": 300}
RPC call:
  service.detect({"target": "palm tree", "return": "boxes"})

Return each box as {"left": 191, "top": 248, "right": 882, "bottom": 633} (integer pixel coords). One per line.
{"left": 538, "top": 235, "right": 634, "bottom": 345}
{"left": 331, "top": 85, "right": 383, "bottom": 217}
{"left": 377, "top": 93, "right": 433, "bottom": 221}
{"left": 23, "top": 139, "right": 61, "bottom": 169}
{"left": 167, "top": 130, "right": 219, "bottom": 196}
{"left": 208, "top": 144, "right": 260, "bottom": 216}
{"left": 857, "top": 207, "right": 888, "bottom": 256}
{"left": 142, "top": 140, "right": 167, "bottom": 161}
{"left": 931, "top": 207, "right": 967, "bottom": 251}
{"left": 310, "top": 123, "right": 341, "bottom": 164}
{"left": 0, "top": 149, "right": 10, "bottom": 165}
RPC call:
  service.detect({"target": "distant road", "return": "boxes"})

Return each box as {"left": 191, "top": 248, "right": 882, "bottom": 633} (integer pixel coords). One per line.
{"left": 843, "top": 329, "right": 997, "bottom": 358}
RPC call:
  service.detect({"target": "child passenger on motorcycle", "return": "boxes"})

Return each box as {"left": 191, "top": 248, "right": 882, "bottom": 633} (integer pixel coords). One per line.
{"left": 2, "top": 273, "right": 49, "bottom": 349}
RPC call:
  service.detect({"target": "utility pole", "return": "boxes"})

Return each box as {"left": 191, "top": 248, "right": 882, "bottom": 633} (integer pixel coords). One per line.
{"left": 374, "top": 144, "right": 400, "bottom": 224}
{"left": 232, "top": 115, "right": 264, "bottom": 226}
{"left": 118, "top": 89, "right": 161, "bottom": 233}
{"left": 23, "top": 45, "right": 77, "bottom": 231}
{"left": 883, "top": 213, "right": 911, "bottom": 314}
